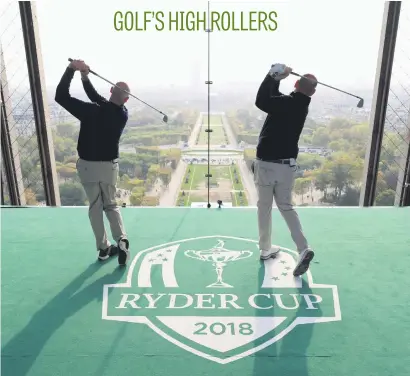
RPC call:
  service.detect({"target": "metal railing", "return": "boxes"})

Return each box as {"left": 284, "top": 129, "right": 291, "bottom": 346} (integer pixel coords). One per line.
{"left": 1, "top": 1, "right": 43, "bottom": 205}
{"left": 375, "top": 1, "right": 410, "bottom": 206}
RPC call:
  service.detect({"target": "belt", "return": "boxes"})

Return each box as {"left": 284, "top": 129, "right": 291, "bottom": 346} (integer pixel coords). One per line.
{"left": 79, "top": 158, "right": 119, "bottom": 163}
{"left": 256, "top": 157, "right": 291, "bottom": 165}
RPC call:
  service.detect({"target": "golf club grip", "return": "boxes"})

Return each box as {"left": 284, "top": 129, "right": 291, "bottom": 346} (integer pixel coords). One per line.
{"left": 67, "top": 58, "right": 97, "bottom": 75}
{"left": 67, "top": 58, "right": 168, "bottom": 121}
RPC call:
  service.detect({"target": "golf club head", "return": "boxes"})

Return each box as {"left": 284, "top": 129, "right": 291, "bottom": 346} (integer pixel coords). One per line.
{"left": 357, "top": 98, "right": 364, "bottom": 108}
{"left": 163, "top": 114, "right": 168, "bottom": 123}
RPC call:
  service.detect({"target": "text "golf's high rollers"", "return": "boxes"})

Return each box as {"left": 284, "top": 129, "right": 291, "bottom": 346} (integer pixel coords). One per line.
{"left": 113, "top": 11, "right": 279, "bottom": 32}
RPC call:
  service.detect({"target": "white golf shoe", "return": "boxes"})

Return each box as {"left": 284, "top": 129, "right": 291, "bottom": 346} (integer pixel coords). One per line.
{"left": 260, "top": 247, "right": 280, "bottom": 260}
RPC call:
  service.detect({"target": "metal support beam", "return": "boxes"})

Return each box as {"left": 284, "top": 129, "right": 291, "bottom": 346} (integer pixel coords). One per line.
{"left": 395, "top": 110, "right": 410, "bottom": 206}
{"left": 1, "top": 171, "right": 4, "bottom": 205}
{"left": 205, "top": 0, "right": 212, "bottom": 209}
{"left": 1, "top": 43, "right": 27, "bottom": 206}
{"left": 19, "top": 1, "right": 61, "bottom": 206}
{"left": 359, "top": 1, "right": 401, "bottom": 206}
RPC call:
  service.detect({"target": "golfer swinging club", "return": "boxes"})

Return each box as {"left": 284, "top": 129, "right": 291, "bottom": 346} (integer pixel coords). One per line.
{"left": 55, "top": 59, "right": 130, "bottom": 266}
{"left": 253, "top": 63, "right": 317, "bottom": 277}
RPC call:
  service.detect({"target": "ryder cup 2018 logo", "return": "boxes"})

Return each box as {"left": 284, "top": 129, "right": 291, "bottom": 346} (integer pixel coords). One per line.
{"left": 102, "top": 236, "right": 341, "bottom": 364}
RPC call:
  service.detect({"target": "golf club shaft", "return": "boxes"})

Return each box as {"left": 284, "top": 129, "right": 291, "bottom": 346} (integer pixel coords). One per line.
{"left": 290, "top": 72, "right": 361, "bottom": 100}
{"left": 68, "top": 58, "right": 167, "bottom": 118}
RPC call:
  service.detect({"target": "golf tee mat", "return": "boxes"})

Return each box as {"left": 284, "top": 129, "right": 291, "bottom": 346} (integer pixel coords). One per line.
{"left": 1, "top": 207, "right": 410, "bottom": 376}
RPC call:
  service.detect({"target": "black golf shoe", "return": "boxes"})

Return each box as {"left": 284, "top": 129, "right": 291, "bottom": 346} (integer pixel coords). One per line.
{"left": 98, "top": 245, "right": 119, "bottom": 261}
{"left": 293, "top": 248, "right": 315, "bottom": 277}
{"left": 118, "top": 238, "right": 130, "bottom": 266}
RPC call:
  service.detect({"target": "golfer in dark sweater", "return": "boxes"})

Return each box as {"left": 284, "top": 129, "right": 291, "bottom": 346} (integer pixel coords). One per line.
{"left": 253, "top": 63, "right": 317, "bottom": 277}
{"left": 55, "top": 59, "right": 130, "bottom": 266}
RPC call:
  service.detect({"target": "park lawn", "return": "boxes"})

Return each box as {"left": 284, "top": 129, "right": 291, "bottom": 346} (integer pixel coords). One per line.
{"left": 176, "top": 191, "right": 189, "bottom": 206}
{"left": 178, "top": 163, "right": 248, "bottom": 207}
{"left": 228, "top": 165, "right": 244, "bottom": 191}
{"left": 198, "top": 114, "right": 227, "bottom": 145}
{"left": 178, "top": 190, "right": 248, "bottom": 207}
{"left": 180, "top": 164, "right": 233, "bottom": 191}
{"left": 177, "top": 163, "right": 249, "bottom": 207}
{"left": 232, "top": 191, "right": 248, "bottom": 206}
{"left": 180, "top": 165, "right": 202, "bottom": 190}
{"left": 183, "top": 149, "right": 243, "bottom": 155}
{"left": 186, "top": 194, "right": 205, "bottom": 206}
{"left": 176, "top": 192, "right": 205, "bottom": 206}
{"left": 202, "top": 114, "right": 223, "bottom": 125}
{"left": 197, "top": 125, "right": 227, "bottom": 145}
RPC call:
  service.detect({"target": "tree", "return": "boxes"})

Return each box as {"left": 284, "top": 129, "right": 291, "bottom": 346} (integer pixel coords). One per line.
{"left": 324, "top": 152, "right": 363, "bottom": 201}
{"left": 312, "top": 168, "right": 332, "bottom": 200}
{"left": 21, "top": 159, "right": 41, "bottom": 188}
{"left": 59, "top": 182, "right": 87, "bottom": 206}
{"left": 53, "top": 136, "right": 77, "bottom": 163}
{"left": 25, "top": 188, "right": 38, "bottom": 205}
{"left": 294, "top": 178, "right": 310, "bottom": 203}
{"left": 119, "top": 155, "right": 140, "bottom": 177}
{"left": 311, "top": 127, "right": 331, "bottom": 147}
{"left": 142, "top": 196, "right": 159, "bottom": 206}
{"left": 159, "top": 167, "right": 172, "bottom": 187}
{"left": 119, "top": 174, "right": 130, "bottom": 189}
{"left": 348, "top": 123, "right": 369, "bottom": 144}
{"left": 296, "top": 153, "right": 325, "bottom": 171}
{"left": 300, "top": 134, "right": 313, "bottom": 145}
{"left": 338, "top": 187, "right": 360, "bottom": 206}
{"left": 57, "top": 164, "right": 77, "bottom": 180}
{"left": 127, "top": 179, "right": 145, "bottom": 191}
{"left": 376, "top": 171, "right": 388, "bottom": 192}
{"left": 172, "top": 112, "right": 184, "bottom": 126}
{"left": 64, "top": 155, "right": 78, "bottom": 164}
{"left": 147, "top": 164, "right": 160, "bottom": 187}
{"left": 375, "top": 189, "right": 396, "bottom": 206}
{"left": 130, "top": 192, "right": 143, "bottom": 206}
{"left": 328, "top": 118, "right": 352, "bottom": 130}
{"left": 380, "top": 132, "right": 406, "bottom": 166}
{"left": 304, "top": 118, "right": 319, "bottom": 130}
{"left": 329, "top": 140, "right": 348, "bottom": 152}
{"left": 383, "top": 167, "right": 399, "bottom": 191}
{"left": 56, "top": 123, "right": 78, "bottom": 140}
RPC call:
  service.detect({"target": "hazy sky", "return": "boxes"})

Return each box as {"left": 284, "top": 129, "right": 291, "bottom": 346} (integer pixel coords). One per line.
{"left": 33, "top": 0, "right": 389, "bottom": 91}
{"left": 1, "top": 0, "right": 404, "bottom": 96}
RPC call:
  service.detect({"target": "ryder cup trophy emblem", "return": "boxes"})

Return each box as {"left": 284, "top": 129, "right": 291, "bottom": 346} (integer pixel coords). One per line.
{"left": 185, "top": 240, "right": 252, "bottom": 288}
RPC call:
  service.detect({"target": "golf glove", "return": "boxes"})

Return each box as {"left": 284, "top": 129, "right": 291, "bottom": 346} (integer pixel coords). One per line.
{"left": 269, "top": 63, "right": 289, "bottom": 80}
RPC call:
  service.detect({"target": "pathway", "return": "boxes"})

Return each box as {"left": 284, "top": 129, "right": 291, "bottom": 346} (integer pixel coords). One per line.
{"left": 221, "top": 113, "right": 259, "bottom": 206}
{"left": 159, "top": 161, "right": 187, "bottom": 206}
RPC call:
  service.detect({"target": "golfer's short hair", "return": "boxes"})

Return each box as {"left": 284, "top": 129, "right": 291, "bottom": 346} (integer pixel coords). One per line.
{"left": 299, "top": 74, "right": 317, "bottom": 94}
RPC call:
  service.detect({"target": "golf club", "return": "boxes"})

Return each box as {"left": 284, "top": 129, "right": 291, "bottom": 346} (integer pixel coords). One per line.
{"left": 290, "top": 71, "right": 364, "bottom": 108}
{"left": 68, "top": 58, "right": 168, "bottom": 122}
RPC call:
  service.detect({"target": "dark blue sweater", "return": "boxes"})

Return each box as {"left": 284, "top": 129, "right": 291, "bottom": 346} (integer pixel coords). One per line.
{"left": 55, "top": 67, "right": 128, "bottom": 161}
{"left": 255, "top": 74, "right": 311, "bottom": 160}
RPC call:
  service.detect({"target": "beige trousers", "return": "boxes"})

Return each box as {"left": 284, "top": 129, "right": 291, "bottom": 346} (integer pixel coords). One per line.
{"left": 253, "top": 159, "right": 309, "bottom": 253}
{"left": 76, "top": 158, "right": 126, "bottom": 250}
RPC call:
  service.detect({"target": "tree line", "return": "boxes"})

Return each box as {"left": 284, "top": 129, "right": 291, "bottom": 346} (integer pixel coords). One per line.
{"left": 8, "top": 110, "right": 189, "bottom": 206}
{"left": 243, "top": 117, "right": 405, "bottom": 206}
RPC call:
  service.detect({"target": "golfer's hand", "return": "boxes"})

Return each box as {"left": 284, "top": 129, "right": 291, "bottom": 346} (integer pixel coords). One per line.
{"left": 68, "top": 59, "right": 81, "bottom": 70}
{"left": 269, "top": 63, "right": 292, "bottom": 80}
{"left": 68, "top": 59, "right": 88, "bottom": 72}
{"left": 80, "top": 64, "right": 90, "bottom": 80}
